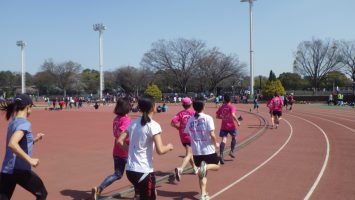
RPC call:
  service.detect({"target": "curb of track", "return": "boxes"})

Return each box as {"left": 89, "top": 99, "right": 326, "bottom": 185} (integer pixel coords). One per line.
{"left": 102, "top": 110, "right": 268, "bottom": 200}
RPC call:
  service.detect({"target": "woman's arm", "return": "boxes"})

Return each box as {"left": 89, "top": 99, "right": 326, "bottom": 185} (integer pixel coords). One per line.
{"left": 153, "top": 133, "right": 173, "bottom": 155}
{"left": 33, "top": 133, "right": 45, "bottom": 144}
{"left": 8, "top": 131, "right": 39, "bottom": 167}
{"left": 117, "top": 131, "right": 128, "bottom": 151}
{"left": 210, "top": 130, "right": 220, "bottom": 149}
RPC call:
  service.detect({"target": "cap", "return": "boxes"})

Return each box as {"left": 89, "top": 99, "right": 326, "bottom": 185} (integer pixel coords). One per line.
{"left": 14, "top": 94, "right": 34, "bottom": 107}
{"left": 182, "top": 97, "right": 192, "bottom": 105}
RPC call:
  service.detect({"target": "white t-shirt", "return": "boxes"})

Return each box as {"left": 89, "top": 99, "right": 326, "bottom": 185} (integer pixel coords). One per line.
{"left": 184, "top": 113, "right": 215, "bottom": 156}
{"left": 126, "top": 117, "right": 162, "bottom": 173}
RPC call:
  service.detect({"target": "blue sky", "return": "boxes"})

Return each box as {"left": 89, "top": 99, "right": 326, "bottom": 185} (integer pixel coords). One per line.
{"left": 1, "top": 0, "right": 354, "bottom": 77}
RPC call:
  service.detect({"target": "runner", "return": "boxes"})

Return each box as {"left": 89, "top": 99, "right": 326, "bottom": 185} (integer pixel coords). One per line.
{"left": 184, "top": 97, "right": 220, "bottom": 200}
{"left": 118, "top": 96, "right": 173, "bottom": 200}
{"left": 253, "top": 95, "right": 259, "bottom": 113}
{"left": 269, "top": 92, "right": 284, "bottom": 129}
{"left": 0, "top": 94, "right": 47, "bottom": 200}
{"left": 266, "top": 99, "right": 274, "bottom": 128}
{"left": 216, "top": 94, "right": 241, "bottom": 164}
{"left": 287, "top": 93, "right": 295, "bottom": 111}
{"left": 171, "top": 97, "right": 198, "bottom": 182}
{"left": 92, "top": 97, "right": 131, "bottom": 200}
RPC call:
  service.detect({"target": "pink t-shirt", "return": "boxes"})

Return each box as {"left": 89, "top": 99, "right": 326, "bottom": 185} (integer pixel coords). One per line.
{"left": 171, "top": 109, "right": 195, "bottom": 144}
{"left": 216, "top": 103, "right": 237, "bottom": 131}
{"left": 270, "top": 96, "right": 284, "bottom": 111}
{"left": 113, "top": 115, "right": 131, "bottom": 158}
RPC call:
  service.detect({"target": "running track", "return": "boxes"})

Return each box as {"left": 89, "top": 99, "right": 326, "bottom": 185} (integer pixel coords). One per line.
{"left": 0, "top": 103, "right": 354, "bottom": 199}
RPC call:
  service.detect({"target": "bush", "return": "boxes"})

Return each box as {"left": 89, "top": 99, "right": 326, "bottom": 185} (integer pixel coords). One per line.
{"left": 144, "top": 84, "right": 162, "bottom": 100}
{"left": 262, "top": 80, "right": 286, "bottom": 98}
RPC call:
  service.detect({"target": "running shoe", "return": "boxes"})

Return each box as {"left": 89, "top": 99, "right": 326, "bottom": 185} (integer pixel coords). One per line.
{"left": 91, "top": 187, "right": 100, "bottom": 200}
{"left": 193, "top": 166, "right": 199, "bottom": 175}
{"left": 229, "top": 150, "right": 235, "bottom": 158}
{"left": 175, "top": 167, "right": 182, "bottom": 182}
{"left": 200, "top": 193, "right": 210, "bottom": 200}
{"left": 220, "top": 156, "right": 225, "bottom": 165}
{"left": 199, "top": 161, "right": 207, "bottom": 178}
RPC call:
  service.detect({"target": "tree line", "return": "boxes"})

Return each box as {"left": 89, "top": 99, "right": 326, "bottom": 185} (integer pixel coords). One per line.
{"left": 1, "top": 37, "right": 354, "bottom": 97}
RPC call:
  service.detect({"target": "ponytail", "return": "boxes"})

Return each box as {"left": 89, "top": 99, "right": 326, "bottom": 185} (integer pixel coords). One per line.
{"left": 0, "top": 101, "right": 16, "bottom": 120}
{"left": 192, "top": 97, "right": 205, "bottom": 119}
{"left": 138, "top": 96, "right": 155, "bottom": 126}
{"left": 141, "top": 112, "right": 151, "bottom": 126}
{"left": 194, "top": 112, "right": 200, "bottom": 119}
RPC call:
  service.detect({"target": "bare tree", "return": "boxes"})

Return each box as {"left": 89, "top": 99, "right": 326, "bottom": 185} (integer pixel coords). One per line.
{"left": 293, "top": 38, "right": 343, "bottom": 93}
{"left": 108, "top": 66, "right": 153, "bottom": 95}
{"left": 141, "top": 38, "right": 206, "bottom": 93}
{"left": 40, "top": 59, "right": 82, "bottom": 97}
{"left": 339, "top": 40, "right": 355, "bottom": 94}
{"left": 198, "top": 48, "right": 245, "bottom": 92}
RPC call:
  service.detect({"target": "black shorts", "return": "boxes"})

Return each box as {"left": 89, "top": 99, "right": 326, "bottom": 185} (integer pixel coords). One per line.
{"left": 193, "top": 153, "right": 220, "bottom": 167}
{"left": 126, "top": 171, "right": 156, "bottom": 200}
{"left": 272, "top": 111, "right": 282, "bottom": 117}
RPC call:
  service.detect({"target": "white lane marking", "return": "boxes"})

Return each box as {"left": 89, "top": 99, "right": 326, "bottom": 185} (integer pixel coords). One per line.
{"left": 290, "top": 115, "right": 330, "bottom": 200}
{"left": 210, "top": 119, "right": 293, "bottom": 199}
{"left": 295, "top": 113, "right": 355, "bottom": 134}
{"left": 298, "top": 111, "right": 355, "bottom": 123}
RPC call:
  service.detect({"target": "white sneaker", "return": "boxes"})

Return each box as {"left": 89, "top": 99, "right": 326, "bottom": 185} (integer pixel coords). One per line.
{"left": 193, "top": 166, "right": 199, "bottom": 175}
{"left": 200, "top": 193, "right": 210, "bottom": 200}
{"left": 175, "top": 167, "right": 182, "bottom": 182}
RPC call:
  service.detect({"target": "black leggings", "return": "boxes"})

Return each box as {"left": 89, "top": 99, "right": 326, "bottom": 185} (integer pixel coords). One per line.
{"left": 0, "top": 170, "right": 47, "bottom": 200}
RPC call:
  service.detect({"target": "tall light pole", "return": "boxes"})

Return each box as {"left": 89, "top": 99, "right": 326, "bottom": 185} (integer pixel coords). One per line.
{"left": 241, "top": 0, "right": 256, "bottom": 98}
{"left": 93, "top": 23, "right": 106, "bottom": 100}
{"left": 16, "top": 40, "right": 26, "bottom": 94}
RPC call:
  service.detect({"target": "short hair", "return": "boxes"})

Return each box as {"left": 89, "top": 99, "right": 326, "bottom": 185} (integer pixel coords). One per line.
{"left": 224, "top": 94, "right": 231, "bottom": 103}
{"left": 114, "top": 97, "right": 131, "bottom": 116}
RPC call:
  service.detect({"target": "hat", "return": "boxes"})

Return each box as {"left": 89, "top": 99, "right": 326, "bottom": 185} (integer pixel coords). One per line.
{"left": 182, "top": 97, "right": 192, "bottom": 105}
{"left": 14, "top": 94, "right": 34, "bottom": 107}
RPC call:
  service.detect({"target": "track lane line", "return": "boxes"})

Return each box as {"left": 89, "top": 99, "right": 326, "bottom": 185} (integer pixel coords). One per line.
{"left": 290, "top": 113, "right": 355, "bottom": 134}
{"left": 289, "top": 114, "right": 330, "bottom": 200}
{"left": 210, "top": 119, "right": 294, "bottom": 199}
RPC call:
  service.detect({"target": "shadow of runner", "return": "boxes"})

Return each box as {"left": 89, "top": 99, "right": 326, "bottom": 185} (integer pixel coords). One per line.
{"left": 60, "top": 189, "right": 92, "bottom": 200}
{"left": 157, "top": 189, "right": 199, "bottom": 200}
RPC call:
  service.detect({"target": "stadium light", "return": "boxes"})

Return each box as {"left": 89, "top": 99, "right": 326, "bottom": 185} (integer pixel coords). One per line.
{"left": 16, "top": 40, "right": 26, "bottom": 94}
{"left": 93, "top": 23, "right": 106, "bottom": 100}
{"left": 241, "top": 0, "right": 256, "bottom": 98}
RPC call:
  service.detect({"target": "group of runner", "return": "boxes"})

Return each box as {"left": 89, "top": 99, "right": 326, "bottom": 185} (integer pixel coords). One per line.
{"left": 0, "top": 93, "right": 241, "bottom": 200}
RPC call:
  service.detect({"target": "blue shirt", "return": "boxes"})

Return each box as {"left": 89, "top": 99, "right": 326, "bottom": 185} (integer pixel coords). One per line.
{"left": 1, "top": 117, "right": 33, "bottom": 174}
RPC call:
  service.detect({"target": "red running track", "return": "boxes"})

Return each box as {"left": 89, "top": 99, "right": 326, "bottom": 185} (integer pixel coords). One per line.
{"left": 0, "top": 103, "right": 354, "bottom": 199}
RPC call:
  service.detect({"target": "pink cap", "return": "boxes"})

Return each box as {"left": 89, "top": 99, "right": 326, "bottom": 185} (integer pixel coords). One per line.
{"left": 182, "top": 97, "right": 192, "bottom": 105}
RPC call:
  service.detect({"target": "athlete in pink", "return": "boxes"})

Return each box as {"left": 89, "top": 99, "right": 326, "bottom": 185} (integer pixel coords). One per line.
{"left": 172, "top": 97, "right": 198, "bottom": 181}
{"left": 269, "top": 92, "right": 284, "bottom": 128}
{"left": 216, "top": 94, "right": 241, "bottom": 164}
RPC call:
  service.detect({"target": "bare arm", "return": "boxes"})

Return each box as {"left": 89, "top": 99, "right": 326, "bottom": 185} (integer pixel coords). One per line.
{"left": 170, "top": 122, "right": 180, "bottom": 130}
{"left": 153, "top": 133, "right": 173, "bottom": 155}
{"left": 117, "top": 131, "right": 129, "bottom": 151}
{"left": 232, "top": 113, "right": 241, "bottom": 126}
{"left": 33, "top": 133, "right": 45, "bottom": 144}
{"left": 210, "top": 130, "right": 220, "bottom": 149}
{"left": 8, "top": 131, "right": 39, "bottom": 167}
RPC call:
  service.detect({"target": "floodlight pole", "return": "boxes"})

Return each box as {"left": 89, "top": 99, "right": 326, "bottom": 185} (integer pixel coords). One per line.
{"left": 241, "top": 0, "right": 255, "bottom": 98}
{"left": 93, "top": 23, "right": 106, "bottom": 100}
{"left": 16, "top": 41, "right": 26, "bottom": 94}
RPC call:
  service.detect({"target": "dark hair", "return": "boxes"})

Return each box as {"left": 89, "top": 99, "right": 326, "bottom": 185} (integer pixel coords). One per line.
{"left": 114, "top": 97, "right": 131, "bottom": 116}
{"left": 274, "top": 92, "right": 279, "bottom": 97}
{"left": 224, "top": 94, "right": 231, "bottom": 103}
{"left": 0, "top": 100, "right": 28, "bottom": 120}
{"left": 183, "top": 104, "right": 191, "bottom": 109}
{"left": 192, "top": 97, "right": 205, "bottom": 118}
{"left": 138, "top": 96, "right": 155, "bottom": 126}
